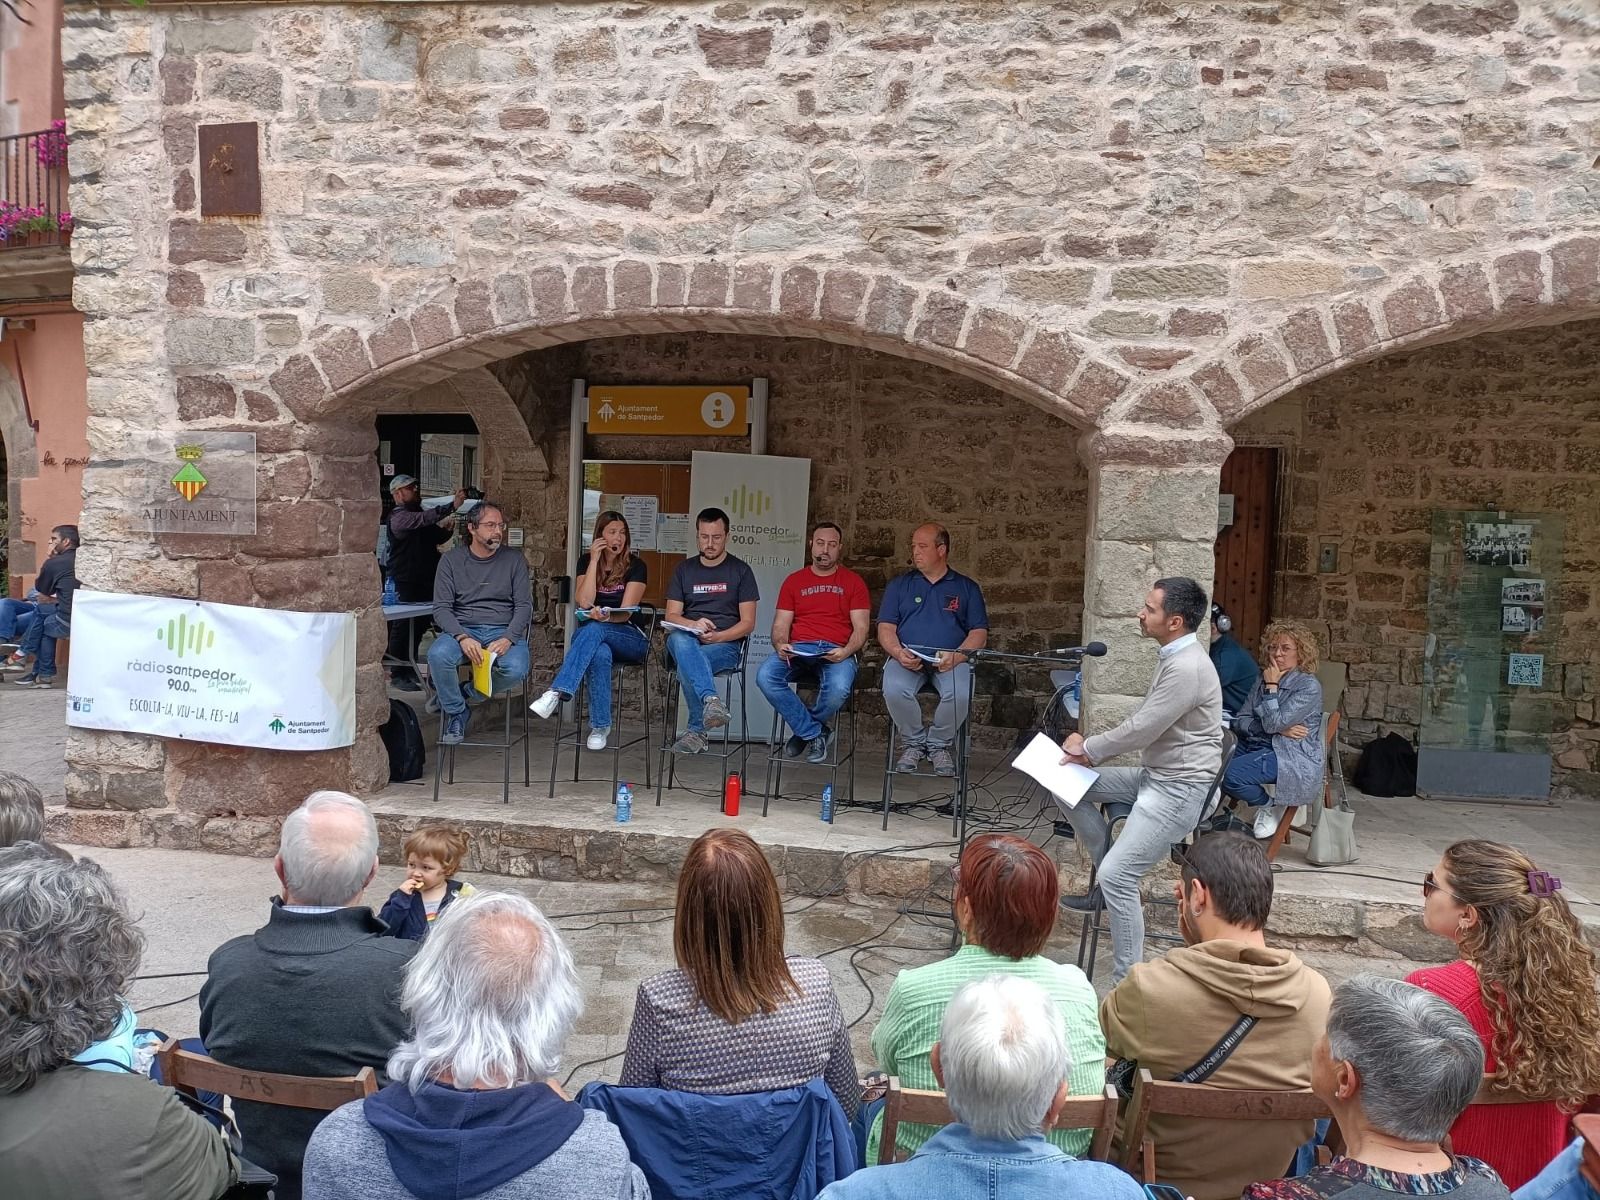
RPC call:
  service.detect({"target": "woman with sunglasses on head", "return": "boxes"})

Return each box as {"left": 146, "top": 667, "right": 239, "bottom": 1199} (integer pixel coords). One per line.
{"left": 1408, "top": 839, "right": 1600, "bottom": 1189}
{"left": 529, "top": 511, "right": 649, "bottom": 751}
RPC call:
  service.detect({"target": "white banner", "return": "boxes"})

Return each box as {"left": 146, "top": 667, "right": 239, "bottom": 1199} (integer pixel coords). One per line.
{"left": 689, "top": 451, "right": 811, "bottom": 739}
{"left": 66, "top": 592, "right": 357, "bottom": 751}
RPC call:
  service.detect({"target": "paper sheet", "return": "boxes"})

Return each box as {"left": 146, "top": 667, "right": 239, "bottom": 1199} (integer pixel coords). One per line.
{"left": 663, "top": 619, "right": 709, "bottom": 638}
{"left": 471, "top": 650, "right": 497, "bottom": 697}
{"left": 657, "top": 514, "right": 692, "bottom": 555}
{"left": 1011, "top": 732, "right": 1099, "bottom": 808}
{"left": 623, "top": 495, "right": 659, "bottom": 550}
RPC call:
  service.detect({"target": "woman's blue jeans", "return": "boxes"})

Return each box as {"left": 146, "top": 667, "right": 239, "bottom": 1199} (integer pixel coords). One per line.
{"left": 551, "top": 620, "right": 648, "bottom": 730}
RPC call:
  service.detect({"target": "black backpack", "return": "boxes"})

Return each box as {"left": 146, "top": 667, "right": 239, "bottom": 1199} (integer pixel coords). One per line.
{"left": 1351, "top": 731, "right": 1417, "bottom": 797}
{"left": 379, "top": 698, "right": 426, "bottom": 783}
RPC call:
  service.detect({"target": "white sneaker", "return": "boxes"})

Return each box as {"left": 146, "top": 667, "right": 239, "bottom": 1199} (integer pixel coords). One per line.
{"left": 1253, "top": 806, "right": 1287, "bottom": 840}
{"left": 586, "top": 728, "right": 610, "bottom": 751}
{"left": 530, "top": 689, "right": 561, "bottom": 719}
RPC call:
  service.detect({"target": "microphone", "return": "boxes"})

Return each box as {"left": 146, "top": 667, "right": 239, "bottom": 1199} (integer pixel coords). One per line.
{"left": 1053, "top": 642, "right": 1107, "bottom": 658}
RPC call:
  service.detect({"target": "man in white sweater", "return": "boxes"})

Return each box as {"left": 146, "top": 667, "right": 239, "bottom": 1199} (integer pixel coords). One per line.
{"left": 1055, "top": 577, "right": 1223, "bottom": 983}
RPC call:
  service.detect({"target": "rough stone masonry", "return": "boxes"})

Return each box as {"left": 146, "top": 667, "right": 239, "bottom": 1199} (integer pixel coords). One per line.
{"left": 52, "top": 0, "right": 1600, "bottom": 838}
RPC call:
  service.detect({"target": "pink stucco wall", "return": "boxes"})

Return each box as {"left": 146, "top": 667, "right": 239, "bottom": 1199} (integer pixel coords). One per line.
{"left": 10, "top": 314, "right": 88, "bottom": 591}
{"left": 0, "top": 0, "right": 64, "bottom": 136}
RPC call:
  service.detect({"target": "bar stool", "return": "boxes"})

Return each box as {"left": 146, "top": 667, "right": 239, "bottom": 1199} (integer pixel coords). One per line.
{"left": 760, "top": 658, "right": 859, "bottom": 822}
{"left": 879, "top": 678, "right": 971, "bottom": 833}
{"left": 656, "top": 638, "right": 750, "bottom": 807}
{"left": 431, "top": 673, "right": 532, "bottom": 805}
{"left": 547, "top": 607, "right": 659, "bottom": 799}
{"left": 1074, "top": 730, "right": 1236, "bottom": 981}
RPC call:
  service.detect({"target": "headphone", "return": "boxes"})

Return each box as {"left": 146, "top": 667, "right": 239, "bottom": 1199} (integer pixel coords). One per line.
{"left": 1211, "top": 603, "right": 1232, "bottom": 634}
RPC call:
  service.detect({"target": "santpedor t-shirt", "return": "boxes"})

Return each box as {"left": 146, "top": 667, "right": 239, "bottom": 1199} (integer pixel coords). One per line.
{"left": 667, "top": 554, "right": 759, "bottom": 632}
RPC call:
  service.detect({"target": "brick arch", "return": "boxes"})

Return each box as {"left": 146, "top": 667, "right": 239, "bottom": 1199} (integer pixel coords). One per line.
{"left": 1109, "top": 235, "right": 1600, "bottom": 431}
{"left": 264, "top": 259, "right": 1132, "bottom": 432}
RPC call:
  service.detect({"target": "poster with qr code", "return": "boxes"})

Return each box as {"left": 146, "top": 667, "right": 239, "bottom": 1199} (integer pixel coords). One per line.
{"left": 1507, "top": 654, "right": 1544, "bottom": 688}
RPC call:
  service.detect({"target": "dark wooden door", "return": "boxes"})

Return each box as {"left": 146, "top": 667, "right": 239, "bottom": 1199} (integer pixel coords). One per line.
{"left": 1213, "top": 448, "right": 1279, "bottom": 657}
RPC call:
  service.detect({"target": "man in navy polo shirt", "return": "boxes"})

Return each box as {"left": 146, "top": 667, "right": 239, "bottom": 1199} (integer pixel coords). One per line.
{"left": 876, "top": 523, "right": 989, "bottom": 777}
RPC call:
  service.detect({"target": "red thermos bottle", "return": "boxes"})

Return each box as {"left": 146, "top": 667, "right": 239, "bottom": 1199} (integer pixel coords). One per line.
{"left": 724, "top": 772, "right": 741, "bottom": 817}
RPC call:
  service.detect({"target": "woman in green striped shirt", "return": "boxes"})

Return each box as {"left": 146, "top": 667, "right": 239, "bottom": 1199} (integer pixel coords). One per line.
{"left": 865, "top": 834, "right": 1105, "bottom": 1165}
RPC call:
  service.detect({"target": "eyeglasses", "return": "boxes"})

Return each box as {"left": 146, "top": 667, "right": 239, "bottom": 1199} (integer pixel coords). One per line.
{"left": 1422, "top": 871, "right": 1464, "bottom": 904}
{"left": 476, "top": 521, "right": 507, "bottom": 531}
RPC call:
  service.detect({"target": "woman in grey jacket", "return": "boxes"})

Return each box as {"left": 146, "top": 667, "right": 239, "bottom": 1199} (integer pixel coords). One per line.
{"left": 1222, "top": 622, "right": 1326, "bottom": 841}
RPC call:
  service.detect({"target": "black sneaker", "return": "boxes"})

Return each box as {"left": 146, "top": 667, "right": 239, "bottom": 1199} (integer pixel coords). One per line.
{"left": 1059, "top": 886, "right": 1103, "bottom": 913}
{"left": 805, "top": 728, "right": 834, "bottom": 765}
{"left": 783, "top": 733, "right": 807, "bottom": 759}
{"left": 442, "top": 712, "right": 468, "bottom": 745}
{"left": 12, "top": 674, "right": 51, "bottom": 688}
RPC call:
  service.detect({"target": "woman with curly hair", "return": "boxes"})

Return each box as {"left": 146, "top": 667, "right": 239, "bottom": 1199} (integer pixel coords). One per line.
{"left": 1220, "top": 621, "right": 1325, "bottom": 841}
{"left": 1408, "top": 839, "right": 1600, "bottom": 1189}
{"left": 0, "top": 843, "right": 238, "bottom": 1198}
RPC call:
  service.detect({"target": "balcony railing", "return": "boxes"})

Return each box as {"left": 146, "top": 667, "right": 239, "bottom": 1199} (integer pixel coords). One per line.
{"left": 1, "top": 123, "right": 72, "bottom": 252}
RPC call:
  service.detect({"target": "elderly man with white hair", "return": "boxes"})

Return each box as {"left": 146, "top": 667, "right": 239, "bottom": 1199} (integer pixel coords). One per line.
{"left": 818, "top": 975, "right": 1140, "bottom": 1199}
{"left": 302, "top": 891, "right": 647, "bottom": 1200}
{"left": 200, "top": 791, "right": 418, "bottom": 1200}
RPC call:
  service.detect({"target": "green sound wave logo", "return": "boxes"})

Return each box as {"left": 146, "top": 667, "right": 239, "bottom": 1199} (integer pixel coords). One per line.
{"left": 156, "top": 612, "right": 218, "bottom": 659}
{"left": 722, "top": 485, "right": 772, "bottom": 520}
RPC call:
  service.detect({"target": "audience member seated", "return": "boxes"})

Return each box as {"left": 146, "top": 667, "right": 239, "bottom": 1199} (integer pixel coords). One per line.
{"left": 0, "top": 844, "right": 239, "bottom": 1200}
{"left": 1100, "top": 832, "right": 1331, "bottom": 1200}
{"left": 303, "top": 891, "right": 648, "bottom": 1200}
{"left": 529, "top": 509, "right": 650, "bottom": 751}
{"left": 819, "top": 975, "right": 1142, "bottom": 1200}
{"left": 620, "top": 828, "right": 859, "bottom": 1116}
{"left": 875, "top": 523, "right": 988, "bottom": 778}
{"left": 7, "top": 523, "right": 79, "bottom": 689}
{"left": 757, "top": 521, "right": 872, "bottom": 764}
{"left": 200, "top": 791, "right": 418, "bottom": 1200}
{"left": 1407, "top": 840, "right": 1600, "bottom": 1189}
{"left": 377, "top": 825, "right": 477, "bottom": 942}
{"left": 1514, "top": 1116, "right": 1600, "bottom": 1200}
{"left": 0, "top": 770, "right": 46, "bottom": 846}
{"left": 1221, "top": 621, "right": 1325, "bottom": 841}
{"left": 426, "top": 501, "right": 533, "bottom": 746}
{"left": 866, "top": 833, "right": 1103, "bottom": 1164}
{"left": 663, "top": 506, "right": 759, "bottom": 755}
{"left": 1208, "top": 603, "right": 1260, "bottom": 718}
{"left": 1246, "top": 975, "right": 1510, "bottom": 1200}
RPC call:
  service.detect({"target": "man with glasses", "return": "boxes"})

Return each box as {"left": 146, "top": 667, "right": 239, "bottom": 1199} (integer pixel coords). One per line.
{"left": 426, "top": 502, "right": 532, "bottom": 744}
{"left": 1100, "top": 832, "right": 1331, "bottom": 1200}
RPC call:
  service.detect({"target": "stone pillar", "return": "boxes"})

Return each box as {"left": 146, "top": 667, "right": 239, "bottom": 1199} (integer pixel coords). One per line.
{"left": 1077, "top": 426, "right": 1233, "bottom": 740}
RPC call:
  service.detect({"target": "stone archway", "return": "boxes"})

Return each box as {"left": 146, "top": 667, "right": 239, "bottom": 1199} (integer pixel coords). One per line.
{"left": 262, "top": 259, "right": 1132, "bottom": 433}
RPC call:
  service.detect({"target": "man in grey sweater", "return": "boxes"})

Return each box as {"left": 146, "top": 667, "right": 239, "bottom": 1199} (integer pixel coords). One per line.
{"left": 426, "top": 501, "right": 533, "bottom": 744}
{"left": 1054, "top": 576, "right": 1223, "bottom": 983}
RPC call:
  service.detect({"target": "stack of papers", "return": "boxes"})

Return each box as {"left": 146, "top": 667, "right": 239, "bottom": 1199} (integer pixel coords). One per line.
{"left": 1010, "top": 732, "right": 1098, "bottom": 808}
{"left": 663, "top": 620, "right": 710, "bottom": 638}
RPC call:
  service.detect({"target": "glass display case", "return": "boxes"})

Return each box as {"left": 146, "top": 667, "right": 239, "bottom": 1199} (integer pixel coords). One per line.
{"left": 1418, "top": 510, "right": 1562, "bottom": 800}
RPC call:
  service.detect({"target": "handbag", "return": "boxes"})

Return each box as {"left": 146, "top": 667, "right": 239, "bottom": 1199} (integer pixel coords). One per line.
{"left": 1306, "top": 801, "right": 1357, "bottom": 867}
{"left": 1107, "top": 1012, "right": 1258, "bottom": 1099}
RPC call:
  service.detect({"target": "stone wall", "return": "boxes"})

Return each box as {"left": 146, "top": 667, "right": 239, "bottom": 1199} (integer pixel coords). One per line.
{"left": 1235, "top": 318, "right": 1600, "bottom": 791}
{"left": 493, "top": 332, "right": 1090, "bottom": 747}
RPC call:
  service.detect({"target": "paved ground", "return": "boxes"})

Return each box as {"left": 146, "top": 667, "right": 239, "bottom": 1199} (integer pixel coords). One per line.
{"left": 84, "top": 843, "right": 1438, "bottom": 1094}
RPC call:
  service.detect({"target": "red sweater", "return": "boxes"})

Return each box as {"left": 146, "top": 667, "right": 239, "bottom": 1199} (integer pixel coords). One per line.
{"left": 1407, "top": 959, "right": 1570, "bottom": 1189}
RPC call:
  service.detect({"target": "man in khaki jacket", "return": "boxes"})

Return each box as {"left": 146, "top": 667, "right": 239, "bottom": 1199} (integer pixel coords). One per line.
{"left": 1101, "top": 833, "right": 1331, "bottom": 1200}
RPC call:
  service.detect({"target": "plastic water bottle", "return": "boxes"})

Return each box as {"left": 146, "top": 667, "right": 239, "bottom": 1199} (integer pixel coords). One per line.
{"left": 616, "top": 781, "right": 632, "bottom": 823}
{"left": 821, "top": 783, "right": 834, "bottom": 824}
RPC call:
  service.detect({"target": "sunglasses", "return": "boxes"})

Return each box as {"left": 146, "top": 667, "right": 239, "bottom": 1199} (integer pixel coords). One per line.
{"left": 1422, "top": 871, "right": 1464, "bottom": 904}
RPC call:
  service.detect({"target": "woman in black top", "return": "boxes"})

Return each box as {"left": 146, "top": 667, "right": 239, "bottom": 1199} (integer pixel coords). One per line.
{"left": 529, "top": 511, "right": 649, "bottom": 749}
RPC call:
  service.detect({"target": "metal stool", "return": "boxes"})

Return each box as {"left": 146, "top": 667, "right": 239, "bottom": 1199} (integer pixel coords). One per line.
{"left": 547, "top": 609, "right": 659, "bottom": 800}
{"left": 879, "top": 678, "right": 971, "bottom": 833}
{"left": 760, "top": 659, "right": 858, "bottom": 821}
{"left": 1074, "top": 730, "right": 1237, "bottom": 981}
{"left": 656, "top": 638, "right": 749, "bottom": 807}
{"left": 431, "top": 674, "right": 532, "bottom": 805}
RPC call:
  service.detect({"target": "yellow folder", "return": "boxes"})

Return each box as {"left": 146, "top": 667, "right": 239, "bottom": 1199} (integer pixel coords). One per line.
{"left": 471, "top": 650, "right": 496, "bottom": 697}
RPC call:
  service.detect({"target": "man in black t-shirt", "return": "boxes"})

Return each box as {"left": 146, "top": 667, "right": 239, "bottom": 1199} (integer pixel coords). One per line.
{"left": 8, "top": 525, "right": 79, "bottom": 689}
{"left": 664, "top": 507, "right": 759, "bottom": 754}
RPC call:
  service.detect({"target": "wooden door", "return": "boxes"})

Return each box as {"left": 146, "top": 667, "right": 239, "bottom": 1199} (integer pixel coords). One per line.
{"left": 1213, "top": 448, "right": 1279, "bottom": 657}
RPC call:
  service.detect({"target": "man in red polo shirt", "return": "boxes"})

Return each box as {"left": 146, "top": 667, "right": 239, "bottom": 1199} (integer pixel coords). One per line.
{"left": 758, "top": 522, "right": 872, "bottom": 763}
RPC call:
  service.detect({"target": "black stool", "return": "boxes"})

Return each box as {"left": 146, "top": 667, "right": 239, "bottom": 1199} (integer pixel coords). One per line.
{"left": 547, "top": 608, "right": 659, "bottom": 800}
{"left": 656, "top": 638, "right": 749, "bottom": 807}
{"left": 760, "top": 658, "right": 859, "bottom": 821}
{"left": 431, "top": 674, "right": 532, "bottom": 805}
{"left": 1074, "top": 730, "right": 1237, "bottom": 981}
{"left": 879, "top": 678, "right": 971, "bottom": 833}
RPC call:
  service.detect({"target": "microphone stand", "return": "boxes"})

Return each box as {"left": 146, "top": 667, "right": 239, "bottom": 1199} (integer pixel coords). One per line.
{"left": 900, "top": 644, "right": 1095, "bottom": 945}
